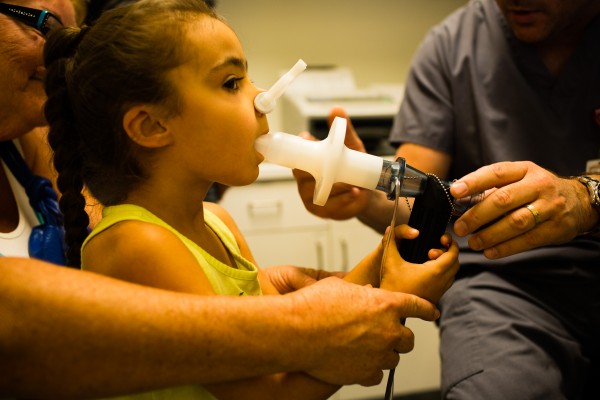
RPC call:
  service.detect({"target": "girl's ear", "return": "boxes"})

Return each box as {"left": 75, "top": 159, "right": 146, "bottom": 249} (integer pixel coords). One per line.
{"left": 123, "top": 105, "right": 174, "bottom": 148}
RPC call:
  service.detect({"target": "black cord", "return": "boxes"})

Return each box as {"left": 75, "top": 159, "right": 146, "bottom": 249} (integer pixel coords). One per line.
{"left": 384, "top": 368, "right": 395, "bottom": 400}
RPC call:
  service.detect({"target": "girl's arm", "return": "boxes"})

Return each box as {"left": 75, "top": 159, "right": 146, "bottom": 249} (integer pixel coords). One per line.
{"left": 344, "top": 225, "right": 420, "bottom": 287}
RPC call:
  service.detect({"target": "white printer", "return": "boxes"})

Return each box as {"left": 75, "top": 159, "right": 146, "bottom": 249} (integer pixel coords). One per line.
{"left": 281, "top": 66, "right": 403, "bottom": 156}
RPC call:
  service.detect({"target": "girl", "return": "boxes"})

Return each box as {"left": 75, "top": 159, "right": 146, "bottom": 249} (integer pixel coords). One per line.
{"left": 44, "top": 0, "right": 459, "bottom": 398}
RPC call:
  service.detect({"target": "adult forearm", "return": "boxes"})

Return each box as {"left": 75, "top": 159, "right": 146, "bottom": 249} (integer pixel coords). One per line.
{"left": 0, "top": 258, "right": 298, "bottom": 398}
{"left": 0, "top": 258, "right": 438, "bottom": 398}
{"left": 357, "top": 190, "right": 410, "bottom": 234}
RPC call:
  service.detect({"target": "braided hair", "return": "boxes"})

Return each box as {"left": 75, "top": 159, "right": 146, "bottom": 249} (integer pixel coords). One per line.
{"left": 44, "top": 0, "right": 219, "bottom": 267}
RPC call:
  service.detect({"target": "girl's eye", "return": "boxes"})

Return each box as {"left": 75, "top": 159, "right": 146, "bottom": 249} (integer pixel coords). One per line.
{"left": 224, "top": 77, "right": 243, "bottom": 91}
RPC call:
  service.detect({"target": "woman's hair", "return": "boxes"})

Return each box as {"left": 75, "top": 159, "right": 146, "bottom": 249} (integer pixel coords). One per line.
{"left": 44, "top": 0, "right": 219, "bottom": 267}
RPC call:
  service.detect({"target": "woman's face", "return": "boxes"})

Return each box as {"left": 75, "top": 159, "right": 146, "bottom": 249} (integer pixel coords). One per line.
{"left": 0, "top": 0, "right": 76, "bottom": 140}
{"left": 163, "top": 16, "right": 269, "bottom": 188}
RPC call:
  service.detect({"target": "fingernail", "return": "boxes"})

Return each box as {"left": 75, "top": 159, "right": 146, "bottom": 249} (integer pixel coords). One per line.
{"left": 454, "top": 220, "right": 468, "bottom": 236}
{"left": 470, "top": 236, "right": 483, "bottom": 251}
{"left": 451, "top": 181, "right": 468, "bottom": 197}
{"left": 485, "top": 248, "right": 499, "bottom": 259}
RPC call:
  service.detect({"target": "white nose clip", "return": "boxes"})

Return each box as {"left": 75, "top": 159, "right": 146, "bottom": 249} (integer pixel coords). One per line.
{"left": 255, "top": 117, "right": 385, "bottom": 205}
{"left": 254, "top": 59, "right": 307, "bottom": 114}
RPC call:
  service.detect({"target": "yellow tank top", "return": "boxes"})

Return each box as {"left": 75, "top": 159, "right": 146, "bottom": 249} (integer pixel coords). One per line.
{"left": 81, "top": 204, "right": 262, "bottom": 399}
{"left": 82, "top": 204, "right": 261, "bottom": 297}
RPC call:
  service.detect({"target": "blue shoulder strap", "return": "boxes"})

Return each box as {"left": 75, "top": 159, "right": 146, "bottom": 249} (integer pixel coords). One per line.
{"left": 0, "top": 140, "right": 67, "bottom": 265}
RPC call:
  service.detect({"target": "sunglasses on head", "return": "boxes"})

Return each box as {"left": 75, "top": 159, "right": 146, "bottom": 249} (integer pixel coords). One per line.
{"left": 0, "top": 2, "right": 63, "bottom": 38}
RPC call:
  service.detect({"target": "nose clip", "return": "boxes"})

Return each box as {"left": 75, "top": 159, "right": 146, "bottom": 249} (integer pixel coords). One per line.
{"left": 254, "top": 59, "right": 307, "bottom": 114}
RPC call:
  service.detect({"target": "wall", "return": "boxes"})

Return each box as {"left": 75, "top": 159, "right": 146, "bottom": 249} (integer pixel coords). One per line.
{"left": 215, "top": 0, "right": 467, "bottom": 130}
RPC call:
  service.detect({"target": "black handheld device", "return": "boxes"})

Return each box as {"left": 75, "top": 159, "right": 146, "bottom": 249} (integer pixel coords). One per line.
{"left": 399, "top": 175, "right": 453, "bottom": 263}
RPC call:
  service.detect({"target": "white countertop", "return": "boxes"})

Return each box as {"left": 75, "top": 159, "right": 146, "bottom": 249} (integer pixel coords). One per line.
{"left": 257, "top": 162, "right": 295, "bottom": 181}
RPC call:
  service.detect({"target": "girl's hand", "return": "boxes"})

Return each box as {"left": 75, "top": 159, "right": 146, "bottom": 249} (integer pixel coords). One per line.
{"left": 380, "top": 225, "right": 460, "bottom": 303}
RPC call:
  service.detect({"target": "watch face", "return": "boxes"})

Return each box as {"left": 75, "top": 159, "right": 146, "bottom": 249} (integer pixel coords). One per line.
{"left": 578, "top": 176, "right": 600, "bottom": 207}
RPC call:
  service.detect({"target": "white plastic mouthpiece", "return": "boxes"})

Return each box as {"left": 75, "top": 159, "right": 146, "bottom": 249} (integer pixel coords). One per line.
{"left": 255, "top": 117, "right": 384, "bottom": 205}
{"left": 254, "top": 59, "right": 307, "bottom": 114}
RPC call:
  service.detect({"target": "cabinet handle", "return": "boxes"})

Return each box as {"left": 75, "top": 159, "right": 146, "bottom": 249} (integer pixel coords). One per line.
{"left": 247, "top": 200, "right": 282, "bottom": 218}
{"left": 339, "top": 238, "right": 349, "bottom": 271}
{"left": 315, "top": 240, "right": 324, "bottom": 269}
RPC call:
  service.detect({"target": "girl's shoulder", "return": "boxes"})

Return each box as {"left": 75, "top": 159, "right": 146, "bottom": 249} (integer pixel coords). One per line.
{"left": 82, "top": 215, "right": 213, "bottom": 293}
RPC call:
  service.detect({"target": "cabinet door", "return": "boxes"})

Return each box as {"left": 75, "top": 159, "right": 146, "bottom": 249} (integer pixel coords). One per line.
{"left": 219, "top": 180, "right": 328, "bottom": 233}
{"left": 330, "top": 219, "right": 382, "bottom": 272}
{"left": 243, "top": 228, "right": 331, "bottom": 270}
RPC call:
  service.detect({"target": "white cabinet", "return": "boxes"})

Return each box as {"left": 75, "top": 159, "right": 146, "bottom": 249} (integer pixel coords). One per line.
{"left": 219, "top": 164, "right": 441, "bottom": 399}
{"left": 220, "top": 178, "right": 330, "bottom": 269}
{"left": 329, "top": 219, "right": 381, "bottom": 272}
{"left": 220, "top": 173, "right": 381, "bottom": 271}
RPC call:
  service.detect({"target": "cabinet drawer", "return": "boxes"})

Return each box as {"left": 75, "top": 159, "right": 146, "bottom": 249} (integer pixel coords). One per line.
{"left": 220, "top": 180, "right": 328, "bottom": 232}
{"left": 244, "top": 228, "right": 331, "bottom": 270}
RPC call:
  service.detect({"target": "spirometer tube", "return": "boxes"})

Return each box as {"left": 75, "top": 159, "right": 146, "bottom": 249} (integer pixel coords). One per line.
{"left": 255, "top": 117, "right": 429, "bottom": 205}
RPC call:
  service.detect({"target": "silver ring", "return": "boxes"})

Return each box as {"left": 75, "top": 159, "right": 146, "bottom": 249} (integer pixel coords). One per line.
{"left": 525, "top": 204, "right": 541, "bottom": 226}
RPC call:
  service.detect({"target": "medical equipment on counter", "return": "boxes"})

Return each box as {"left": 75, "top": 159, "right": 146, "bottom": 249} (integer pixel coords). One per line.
{"left": 280, "top": 64, "right": 402, "bottom": 156}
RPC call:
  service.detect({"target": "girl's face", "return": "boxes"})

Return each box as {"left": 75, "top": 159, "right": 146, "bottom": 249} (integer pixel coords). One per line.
{"left": 164, "top": 16, "right": 268, "bottom": 188}
{"left": 0, "top": 0, "right": 76, "bottom": 140}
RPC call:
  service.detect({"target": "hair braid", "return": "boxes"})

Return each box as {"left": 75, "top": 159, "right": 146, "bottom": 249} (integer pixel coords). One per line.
{"left": 44, "top": 27, "right": 91, "bottom": 267}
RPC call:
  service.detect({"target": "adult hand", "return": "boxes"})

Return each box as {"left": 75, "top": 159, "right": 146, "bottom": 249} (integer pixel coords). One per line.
{"left": 264, "top": 265, "right": 346, "bottom": 294}
{"left": 292, "top": 107, "right": 372, "bottom": 220}
{"left": 450, "top": 161, "right": 599, "bottom": 259}
{"left": 293, "top": 277, "right": 439, "bottom": 386}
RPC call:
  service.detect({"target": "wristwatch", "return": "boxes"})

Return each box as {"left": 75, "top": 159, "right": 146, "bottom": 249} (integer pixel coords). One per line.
{"left": 577, "top": 176, "right": 600, "bottom": 208}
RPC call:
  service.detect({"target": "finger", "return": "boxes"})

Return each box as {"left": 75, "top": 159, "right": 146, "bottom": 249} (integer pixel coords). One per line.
{"left": 467, "top": 202, "right": 545, "bottom": 251}
{"left": 450, "top": 161, "right": 529, "bottom": 198}
{"left": 478, "top": 214, "right": 556, "bottom": 259}
{"left": 298, "top": 131, "right": 318, "bottom": 141}
{"left": 328, "top": 106, "right": 349, "bottom": 127}
{"left": 454, "top": 183, "right": 538, "bottom": 236}
{"left": 317, "top": 189, "right": 369, "bottom": 220}
{"left": 293, "top": 167, "right": 316, "bottom": 184}
{"left": 388, "top": 291, "right": 440, "bottom": 321}
{"left": 427, "top": 248, "right": 444, "bottom": 260}
{"left": 358, "top": 369, "right": 386, "bottom": 387}
{"left": 392, "top": 224, "right": 419, "bottom": 240}
{"left": 440, "top": 232, "right": 453, "bottom": 248}
{"left": 441, "top": 241, "right": 460, "bottom": 265}
{"left": 328, "top": 106, "right": 366, "bottom": 152}
{"left": 393, "top": 324, "right": 415, "bottom": 354}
